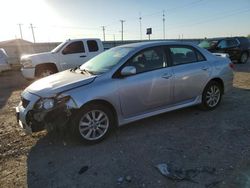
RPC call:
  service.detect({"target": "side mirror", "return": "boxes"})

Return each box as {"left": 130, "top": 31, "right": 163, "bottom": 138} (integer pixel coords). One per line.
{"left": 120, "top": 66, "right": 136, "bottom": 76}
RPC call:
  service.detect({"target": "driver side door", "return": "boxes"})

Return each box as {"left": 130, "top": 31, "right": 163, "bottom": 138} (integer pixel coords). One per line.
{"left": 116, "top": 46, "right": 173, "bottom": 118}
{"left": 59, "top": 41, "right": 87, "bottom": 70}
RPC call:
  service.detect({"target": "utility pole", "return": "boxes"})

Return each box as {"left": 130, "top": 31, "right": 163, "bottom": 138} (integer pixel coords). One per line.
{"left": 18, "top": 24, "right": 23, "bottom": 39}
{"left": 30, "top": 23, "right": 36, "bottom": 43}
{"left": 163, "top": 10, "right": 166, "bottom": 39}
{"left": 101, "top": 26, "right": 106, "bottom": 41}
{"left": 139, "top": 14, "right": 142, "bottom": 40}
{"left": 120, "top": 20, "right": 125, "bottom": 41}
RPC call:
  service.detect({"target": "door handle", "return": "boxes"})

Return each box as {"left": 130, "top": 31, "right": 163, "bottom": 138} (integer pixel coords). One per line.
{"left": 80, "top": 55, "right": 86, "bottom": 58}
{"left": 162, "top": 73, "right": 172, "bottom": 79}
{"left": 201, "top": 67, "right": 209, "bottom": 71}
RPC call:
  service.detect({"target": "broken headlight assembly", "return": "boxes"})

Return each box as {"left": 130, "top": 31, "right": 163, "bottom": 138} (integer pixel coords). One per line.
{"left": 34, "top": 96, "right": 71, "bottom": 110}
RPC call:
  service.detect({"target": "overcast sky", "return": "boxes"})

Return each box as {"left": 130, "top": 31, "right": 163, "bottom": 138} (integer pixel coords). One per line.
{"left": 0, "top": 0, "right": 250, "bottom": 42}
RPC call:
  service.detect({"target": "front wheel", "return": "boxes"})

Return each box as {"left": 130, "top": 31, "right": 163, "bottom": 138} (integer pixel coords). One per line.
{"left": 200, "top": 81, "right": 222, "bottom": 110}
{"left": 71, "top": 104, "right": 115, "bottom": 143}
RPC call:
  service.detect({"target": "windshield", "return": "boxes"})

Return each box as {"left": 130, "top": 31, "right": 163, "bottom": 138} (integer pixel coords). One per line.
{"left": 80, "top": 47, "right": 133, "bottom": 74}
{"left": 51, "top": 41, "right": 68, "bottom": 53}
{"left": 198, "top": 40, "right": 218, "bottom": 49}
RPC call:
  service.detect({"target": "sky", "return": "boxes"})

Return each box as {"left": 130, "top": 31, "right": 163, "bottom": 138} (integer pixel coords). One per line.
{"left": 0, "top": 0, "right": 250, "bottom": 42}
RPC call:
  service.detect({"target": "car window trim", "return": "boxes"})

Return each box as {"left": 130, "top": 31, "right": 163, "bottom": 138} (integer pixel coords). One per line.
{"left": 62, "top": 41, "right": 85, "bottom": 55}
{"left": 166, "top": 45, "right": 207, "bottom": 67}
{"left": 113, "top": 46, "right": 169, "bottom": 78}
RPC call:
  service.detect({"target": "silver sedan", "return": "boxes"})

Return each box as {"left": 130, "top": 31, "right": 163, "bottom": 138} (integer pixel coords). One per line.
{"left": 16, "top": 41, "right": 234, "bottom": 143}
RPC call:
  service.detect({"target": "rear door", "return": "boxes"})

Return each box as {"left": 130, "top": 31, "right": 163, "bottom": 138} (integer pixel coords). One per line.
{"left": 168, "top": 45, "right": 211, "bottom": 103}
{"left": 59, "top": 40, "right": 88, "bottom": 70}
{"left": 85, "top": 40, "right": 101, "bottom": 62}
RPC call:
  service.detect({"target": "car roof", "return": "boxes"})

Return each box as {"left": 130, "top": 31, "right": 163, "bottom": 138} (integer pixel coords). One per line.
{"left": 119, "top": 41, "right": 196, "bottom": 49}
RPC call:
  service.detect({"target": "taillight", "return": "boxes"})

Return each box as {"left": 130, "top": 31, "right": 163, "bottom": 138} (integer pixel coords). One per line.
{"left": 229, "top": 63, "right": 235, "bottom": 70}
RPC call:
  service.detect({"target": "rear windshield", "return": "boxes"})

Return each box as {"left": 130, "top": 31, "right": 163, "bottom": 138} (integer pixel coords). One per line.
{"left": 198, "top": 40, "right": 218, "bottom": 49}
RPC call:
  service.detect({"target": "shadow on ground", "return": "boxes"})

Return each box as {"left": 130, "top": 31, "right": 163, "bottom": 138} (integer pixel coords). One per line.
{"left": 26, "top": 87, "right": 250, "bottom": 188}
{"left": 0, "top": 71, "right": 30, "bottom": 109}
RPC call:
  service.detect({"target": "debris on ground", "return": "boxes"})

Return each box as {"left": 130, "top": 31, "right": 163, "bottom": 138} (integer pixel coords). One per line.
{"left": 78, "top": 166, "right": 89, "bottom": 175}
{"left": 155, "top": 163, "right": 216, "bottom": 183}
{"left": 117, "top": 175, "right": 132, "bottom": 184}
{"left": 125, "top": 175, "right": 132, "bottom": 182}
{"left": 205, "top": 180, "right": 222, "bottom": 188}
{"left": 117, "top": 177, "right": 124, "bottom": 184}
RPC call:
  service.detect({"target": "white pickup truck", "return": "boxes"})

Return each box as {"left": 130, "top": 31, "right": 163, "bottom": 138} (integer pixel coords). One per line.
{"left": 20, "top": 38, "right": 104, "bottom": 79}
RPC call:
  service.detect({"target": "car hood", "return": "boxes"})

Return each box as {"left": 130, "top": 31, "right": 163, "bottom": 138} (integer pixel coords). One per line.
{"left": 21, "top": 52, "right": 56, "bottom": 63}
{"left": 25, "top": 70, "right": 96, "bottom": 97}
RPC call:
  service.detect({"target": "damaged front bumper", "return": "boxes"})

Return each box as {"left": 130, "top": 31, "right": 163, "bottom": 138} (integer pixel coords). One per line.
{"left": 16, "top": 91, "right": 77, "bottom": 133}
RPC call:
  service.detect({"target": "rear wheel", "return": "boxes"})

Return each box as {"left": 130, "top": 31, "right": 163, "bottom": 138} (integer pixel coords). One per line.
{"left": 71, "top": 104, "right": 115, "bottom": 144}
{"left": 200, "top": 81, "right": 222, "bottom": 110}
{"left": 240, "top": 52, "right": 248, "bottom": 64}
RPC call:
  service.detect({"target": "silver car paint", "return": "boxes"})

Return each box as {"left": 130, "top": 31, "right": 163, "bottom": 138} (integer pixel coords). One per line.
{"left": 18, "top": 41, "right": 234, "bottom": 129}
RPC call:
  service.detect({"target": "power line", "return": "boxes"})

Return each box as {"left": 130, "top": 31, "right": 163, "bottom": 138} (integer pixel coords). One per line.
{"left": 167, "top": 8, "right": 250, "bottom": 31}
{"left": 120, "top": 20, "right": 125, "bottom": 41}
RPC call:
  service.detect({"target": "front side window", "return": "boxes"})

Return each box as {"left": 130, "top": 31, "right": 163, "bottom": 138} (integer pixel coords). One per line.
{"left": 62, "top": 41, "right": 85, "bottom": 54}
{"left": 127, "top": 47, "right": 166, "bottom": 74}
{"left": 87, "top": 40, "right": 99, "bottom": 52}
{"left": 170, "top": 46, "right": 203, "bottom": 65}
{"left": 217, "top": 40, "right": 227, "bottom": 49}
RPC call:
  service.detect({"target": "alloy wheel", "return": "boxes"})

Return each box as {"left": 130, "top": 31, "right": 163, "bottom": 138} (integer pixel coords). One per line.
{"left": 78, "top": 110, "right": 109, "bottom": 141}
{"left": 241, "top": 53, "right": 248, "bottom": 63}
{"left": 205, "top": 85, "right": 221, "bottom": 108}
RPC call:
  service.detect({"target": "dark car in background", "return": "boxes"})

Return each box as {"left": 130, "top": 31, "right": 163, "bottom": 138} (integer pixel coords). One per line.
{"left": 198, "top": 37, "right": 250, "bottom": 64}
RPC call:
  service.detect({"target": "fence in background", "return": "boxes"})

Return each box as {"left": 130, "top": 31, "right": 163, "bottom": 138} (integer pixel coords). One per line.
{"left": 0, "top": 39, "right": 201, "bottom": 67}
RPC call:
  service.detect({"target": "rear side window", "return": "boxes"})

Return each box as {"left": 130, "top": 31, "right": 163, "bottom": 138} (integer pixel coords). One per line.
{"left": 87, "top": 40, "right": 99, "bottom": 52}
{"left": 227, "top": 39, "right": 239, "bottom": 47}
{"left": 62, "top": 41, "right": 85, "bottom": 54}
{"left": 169, "top": 46, "right": 205, "bottom": 65}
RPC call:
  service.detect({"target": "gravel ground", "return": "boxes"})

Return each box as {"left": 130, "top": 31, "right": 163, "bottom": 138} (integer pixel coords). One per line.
{"left": 0, "top": 60, "right": 250, "bottom": 188}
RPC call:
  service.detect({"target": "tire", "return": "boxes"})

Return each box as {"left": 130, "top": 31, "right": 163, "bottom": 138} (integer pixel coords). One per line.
{"left": 71, "top": 103, "right": 115, "bottom": 144}
{"left": 36, "top": 65, "right": 57, "bottom": 78}
{"left": 239, "top": 52, "right": 249, "bottom": 64}
{"left": 200, "top": 81, "right": 222, "bottom": 110}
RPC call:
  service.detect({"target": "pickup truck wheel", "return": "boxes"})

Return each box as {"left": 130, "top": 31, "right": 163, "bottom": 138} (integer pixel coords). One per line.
{"left": 240, "top": 52, "right": 248, "bottom": 64}
{"left": 36, "top": 65, "right": 57, "bottom": 78}
{"left": 71, "top": 104, "right": 115, "bottom": 144}
{"left": 200, "top": 81, "right": 222, "bottom": 110}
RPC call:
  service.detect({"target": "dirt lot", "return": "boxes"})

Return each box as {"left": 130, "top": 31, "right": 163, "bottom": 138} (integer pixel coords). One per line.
{"left": 0, "top": 61, "right": 250, "bottom": 188}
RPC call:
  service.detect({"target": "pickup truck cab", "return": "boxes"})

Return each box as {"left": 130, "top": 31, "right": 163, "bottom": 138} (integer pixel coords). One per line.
{"left": 20, "top": 38, "right": 104, "bottom": 79}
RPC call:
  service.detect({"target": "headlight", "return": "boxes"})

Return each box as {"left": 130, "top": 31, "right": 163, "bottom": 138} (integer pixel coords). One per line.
{"left": 35, "top": 98, "right": 55, "bottom": 110}
{"left": 35, "top": 96, "right": 71, "bottom": 110}
{"left": 21, "top": 59, "right": 33, "bottom": 68}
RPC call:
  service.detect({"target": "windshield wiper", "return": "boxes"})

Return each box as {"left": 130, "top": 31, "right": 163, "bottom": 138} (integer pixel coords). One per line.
{"left": 80, "top": 69, "right": 93, "bottom": 75}
{"left": 70, "top": 66, "right": 80, "bottom": 72}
